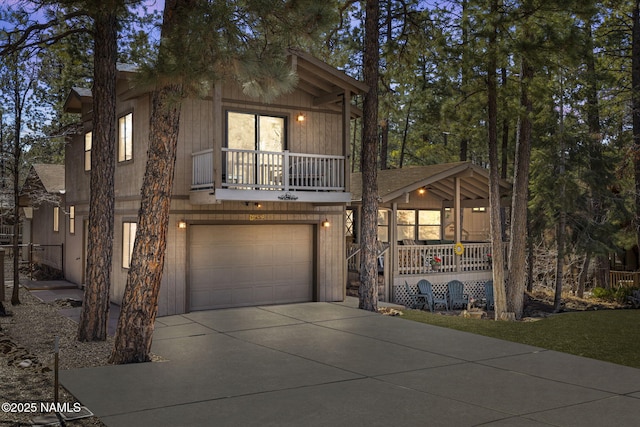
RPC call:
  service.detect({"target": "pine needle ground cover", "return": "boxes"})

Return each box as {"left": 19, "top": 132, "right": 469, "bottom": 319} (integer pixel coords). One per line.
{"left": 401, "top": 309, "right": 640, "bottom": 369}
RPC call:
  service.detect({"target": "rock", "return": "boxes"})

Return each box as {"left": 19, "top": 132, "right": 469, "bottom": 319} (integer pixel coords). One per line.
{"left": 461, "top": 310, "right": 486, "bottom": 319}
{"left": 378, "top": 307, "right": 402, "bottom": 316}
{"left": 18, "top": 358, "right": 32, "bottom": 368}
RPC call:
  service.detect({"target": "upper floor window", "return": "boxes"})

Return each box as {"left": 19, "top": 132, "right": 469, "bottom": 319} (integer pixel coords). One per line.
{"left": 84, "top": 132, "right": 92, "bottom": 171}
{"left": 227, "top": 111, "right": 286, "bottom": 151}
{"left": 118, "top": 112, "right": 133, "bottom": 162}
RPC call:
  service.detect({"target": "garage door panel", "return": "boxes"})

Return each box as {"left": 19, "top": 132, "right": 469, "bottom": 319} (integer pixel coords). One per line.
{"left": 232, "top": 287, "right": 255, "bottom": 305}
{"left": 252, "top": 246, "right": 274, "bottom": 265}
{"left": 189, "top": 224, "right": 313, "bottom": 310}
{"left": 254, "top": 286, "right": 275, "bottom": 303}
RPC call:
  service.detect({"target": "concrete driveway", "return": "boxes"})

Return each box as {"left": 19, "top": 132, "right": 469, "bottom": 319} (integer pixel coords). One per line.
{"left": 61, "top": 299, "right": 640, "bottom": 426}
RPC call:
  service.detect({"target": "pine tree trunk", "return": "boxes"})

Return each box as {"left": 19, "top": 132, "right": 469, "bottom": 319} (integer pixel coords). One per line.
{"left": 595, "top": 254, "right": 610, "bottom": 289}
{"left": 577, "top": 253, "right": 591, "bottom": 299}
{"left": 554, "top": 212, "right": 566, "bottom": 312}
{"left": 632, "top": 1, "right": 640, "bottom": 270}
{"left": 380, "top": 118, "right": 388, "bottom": 170}
{"left": 110, "top": 84, "right": 182, "bottom": 364}
{"left": 507, "top": 21, "right": 534, "bottom": 320}
{"left": 359, "top": 0, "right": 380, "bottom": 312}
{"left": 77, "top": 10, "right": 117, "bottom": 342}
{"left": 399, "top": 101, "right": 412, "bottom": 168}
{"left": 110, "top": 0, "right": 184, "bottom": 364}
{"left": 487, "top": 0, "right": 507, "bottom": 320}
{"left": 10, "top": 69, "right": 21, "bottom": 305}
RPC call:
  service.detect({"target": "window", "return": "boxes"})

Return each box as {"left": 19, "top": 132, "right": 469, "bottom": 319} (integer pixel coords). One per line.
{"left": 396, "top": 209, "right": 441, "bottom": 241}
{"left": 53, "top": 207, "right": 60, "bottom": 232}
{"left": 472, "top": 207, "right": 487, "bottom": 213}
{"left": 345, "top": 209, "right": 355, "bottom": 238}
{"left": 377, "top": 210, "right": 389, "bottom": 243}
{"left": 418, "top": 210, "right": 441, "bottom": 240}
{"left": 122, "top": 222, "right": 137, "bottom": 268}
{"left": 225, "top": 111, "right": 286, "bottom": 186}
{"left": 84, "top": 132, "right": 92, "bottom": 171}
{"left": 397, "top": 210, "right": 416, "bottom": 241}
{"left": 227, "top": 111, "right": 285, "bottom": 151}
{"left": 69, "top": 206, "right": 75, "bottom": 234}
{"left": 118, "top": 112, "right": 133, "bottom": 162}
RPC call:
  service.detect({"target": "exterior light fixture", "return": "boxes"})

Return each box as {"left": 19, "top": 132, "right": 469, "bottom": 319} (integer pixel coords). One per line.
{"left": 296, "top": 113, "right": 306, "bottom": 122}
{"left": 418, "top": 187, "right": 426, "bottom": 195}
{"left": 322, "top": 218, "right": 330, "bottom": 228}
{"left": 177, "top": 220, "right": 187, "bottom": 229}
{"left": 255, "top": 203, "right": 262, "bottom": 208}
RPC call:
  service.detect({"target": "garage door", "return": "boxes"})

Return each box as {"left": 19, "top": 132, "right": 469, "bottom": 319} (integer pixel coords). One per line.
{"left": 189, "top": 224, "right": 314, "bottom": 311}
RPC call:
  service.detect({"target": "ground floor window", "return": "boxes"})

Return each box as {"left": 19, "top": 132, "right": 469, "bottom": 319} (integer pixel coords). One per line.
{"left": 53, "top": 207, "right": 59, "bottom": 232}
{"left": 397, "top": 209, "right": 441, "bottom": 242}
{"left": 346, "top": 209, "right": 355, "bottom": 238}
{"left": 69, "top": 206, "right": 75, "bottom": 234}
{"left": 122, "top": 221, "right": 137, "bottom": 268}
{"left": 377, "top": 210, "right": 389, "bottom": 243}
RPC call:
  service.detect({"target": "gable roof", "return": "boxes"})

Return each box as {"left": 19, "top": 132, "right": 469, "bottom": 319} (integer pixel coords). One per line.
{"left": 351, "top": 162, "right": 511, "bottom": 204}
{"left": 63, "top": 86, "right": 92, "bottom": 114}
{"left": 64, "top": 52, "right": 367, "bottom": 115}
{"left": 28, "top": 164, "right": 65, "bottom": 194}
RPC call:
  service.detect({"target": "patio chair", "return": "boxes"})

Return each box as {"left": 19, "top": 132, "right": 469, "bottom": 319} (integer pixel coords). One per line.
{"left": 484, "top": 280, "right": 494, "bottom": 312}
{"left": 447, "top": 280, "right": 469, "bottom": 310}
{"left": 404, "top": 281, "right": 424, "bottom": 310}
{"left": 417, "top": 279, "right": 448, "bottom": 312}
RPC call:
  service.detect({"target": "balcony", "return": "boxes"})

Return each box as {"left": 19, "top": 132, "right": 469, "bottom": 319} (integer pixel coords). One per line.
{"left": 191, "top": 148, "right": 350, "bottom": 203}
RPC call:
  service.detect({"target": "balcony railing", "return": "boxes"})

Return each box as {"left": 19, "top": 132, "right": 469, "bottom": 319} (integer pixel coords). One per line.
{"left": 192, "top": 149, "right": 214, "bottom": 190}
{"left": 192, "top": 148, "right": 346, "bottom": 192}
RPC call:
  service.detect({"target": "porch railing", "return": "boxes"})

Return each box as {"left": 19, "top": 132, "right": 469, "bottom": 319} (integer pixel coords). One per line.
{"left": 191, "top": 148, "right": 346, "bottom": 191}
{"left": 398, "top": 242, "right": 493, "bottom": 275}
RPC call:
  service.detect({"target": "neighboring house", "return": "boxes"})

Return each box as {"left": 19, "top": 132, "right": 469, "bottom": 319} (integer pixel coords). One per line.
{"left": 349, "top": 162, "right": 511, "bottom": 305}
{"left": 19, "top": 164, "right": 66, "bottom": 273}
{"left": 61, "top": 50, "right": 367, "bottom": 316}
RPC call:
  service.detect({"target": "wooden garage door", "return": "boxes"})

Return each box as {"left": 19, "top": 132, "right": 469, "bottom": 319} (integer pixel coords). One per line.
{"left": 189, "top": 224, "right": 313, "bottom": 311}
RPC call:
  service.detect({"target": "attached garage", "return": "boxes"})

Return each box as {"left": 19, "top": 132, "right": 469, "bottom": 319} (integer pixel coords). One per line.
{"left": 188, "top": 224, "right": 315, "bottom": 311}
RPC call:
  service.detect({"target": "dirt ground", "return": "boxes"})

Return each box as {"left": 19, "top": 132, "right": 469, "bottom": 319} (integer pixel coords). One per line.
{"left": 523, "top": 289, "right": 627, "bottom": 317}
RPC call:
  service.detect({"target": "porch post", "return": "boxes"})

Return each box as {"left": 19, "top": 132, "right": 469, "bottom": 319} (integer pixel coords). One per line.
{"left": 454, "top": 177, "right": 461, "bottom": 272}
{"left": 390, "top": 203, "right": 398, "bottom": 302}
{"left": 213, "top": 83, "right": 223, "bottom": 188}
{"left": 342, "top": 91, "right": 351, "bottom": 193}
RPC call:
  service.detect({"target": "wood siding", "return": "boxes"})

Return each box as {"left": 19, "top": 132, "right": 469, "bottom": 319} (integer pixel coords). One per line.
{"left": 63, "top": 75, "right": 350, "bottom": 316}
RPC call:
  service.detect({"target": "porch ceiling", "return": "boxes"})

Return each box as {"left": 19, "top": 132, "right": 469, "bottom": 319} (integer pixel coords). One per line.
{"left": 350, "top": 162, "right": 511, "bottom": 204}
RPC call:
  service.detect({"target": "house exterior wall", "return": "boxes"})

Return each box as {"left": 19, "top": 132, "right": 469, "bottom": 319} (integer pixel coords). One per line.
{"left": 31, "top": 200, "right": 65, "bottom": 272}
{"left": 63, "top": 212, "right": 84, "bottom": 286}
{"left": 64, "top": 78, "right": 349, "bottom": 316}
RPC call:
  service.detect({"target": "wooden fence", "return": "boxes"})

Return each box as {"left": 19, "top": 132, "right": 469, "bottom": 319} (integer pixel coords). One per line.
{"left": 609, "top": 271, "right": 640, "bottom": 289}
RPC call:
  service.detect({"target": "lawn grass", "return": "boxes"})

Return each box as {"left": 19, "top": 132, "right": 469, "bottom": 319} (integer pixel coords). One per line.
{"left": 401, "top": 309, "right": 640, "bottom": 369}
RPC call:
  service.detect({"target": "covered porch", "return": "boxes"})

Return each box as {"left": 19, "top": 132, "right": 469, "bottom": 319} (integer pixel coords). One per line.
{"left": 348, "top": 162, "right": 511, "bottom": 307}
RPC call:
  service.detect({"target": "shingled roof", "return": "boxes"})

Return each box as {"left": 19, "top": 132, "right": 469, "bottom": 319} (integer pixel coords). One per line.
{"left": 28, "top": 164, "right": 65, "bottom": 194}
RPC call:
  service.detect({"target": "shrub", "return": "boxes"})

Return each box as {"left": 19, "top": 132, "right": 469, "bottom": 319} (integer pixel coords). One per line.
{"left": 591, "top": 286, "right": 639, "bottom": 303}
